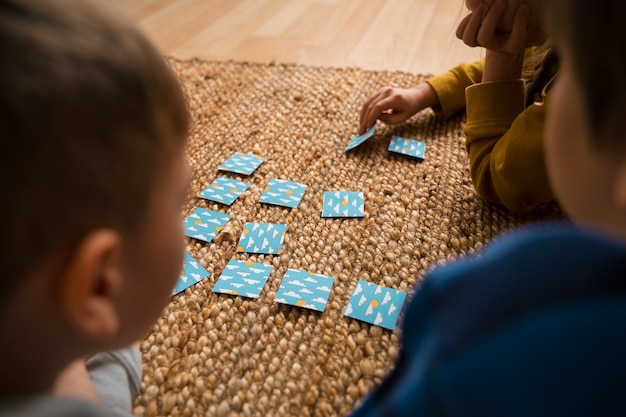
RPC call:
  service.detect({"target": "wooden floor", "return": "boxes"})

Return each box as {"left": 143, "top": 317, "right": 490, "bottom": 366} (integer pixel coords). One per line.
{"left": 110, "top": 0, "right": 484, "bottom": 75}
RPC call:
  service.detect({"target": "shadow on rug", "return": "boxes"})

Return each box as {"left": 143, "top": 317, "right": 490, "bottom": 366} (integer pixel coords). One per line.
{"left": 133, "top": 59, "right": 561, "bottom": 417}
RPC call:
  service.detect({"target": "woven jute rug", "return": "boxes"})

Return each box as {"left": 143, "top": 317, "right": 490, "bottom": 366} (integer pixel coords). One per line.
{"left": 133, "top": 59, "right": 561, "bottom": 417}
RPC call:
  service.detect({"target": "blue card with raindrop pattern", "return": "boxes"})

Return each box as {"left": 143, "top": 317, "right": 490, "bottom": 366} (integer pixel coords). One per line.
{"left": 199, "top": 177, "right": 250, "bottom": 205}
{"left": 388, "top": 136, "right": 426, "bottom": 159}
{"left": 259, "top": 178, "right": 307, "bottom": 208}
{"left": 218, "top": 152, "right": 266, "bottom": 175}
{"left": 183, "top": 208, "right": 231, "bottom": 243}
{"left": 322, "top": 191, "right": 364, "bottom": 218}
{"left": 212, "top": 259, "right": 272, "bottom": 298}
{"left": 236, "top": 222, "right": 286, "bottom": 254}
{"left": 172, "top": 252, "right": 210, "bottom": 295}
{"left": 344, "top": 279, "right": 407, "bottom": 330}
{"left": 275, "top": 269, "right": 334, "bottom": 312}
{"left": 345, "top": 124, "right": 376, "bottom": 151}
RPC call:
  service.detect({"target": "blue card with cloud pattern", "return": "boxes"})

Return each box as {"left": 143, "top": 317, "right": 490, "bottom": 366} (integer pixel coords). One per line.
{"left": 344, "top": 279, "right": 407, "bottom": 330}
{"left": 322, "top": 191, "right": 364, "bottom": 218}
{"left": 388, "top": 136, "right": 426, "bottom": 159}
{"left": 199, "top": 177, "right": 250, "bottom": 205}
{"left": 218, "top": 152, "right": 266, "bottom": 175}
{"left": 345, "top": 124, "right": 376, "bottom": 151}
{"left": 184, "top": 208, "right": 231, "bottom": 243}
{"left": 212, "top": 259, "right": 272, "bottom": 298}
{"left": 236, "top": 222, "right": 286, "bottom": 254}
{"left": 275, "top": 269, "right": 334, "bottom": 312}
{"left": 259, "top": 178, "right": 307, "bottom": 208}
{"left": 172, "top": 252, "right": 210, "bottom": 295}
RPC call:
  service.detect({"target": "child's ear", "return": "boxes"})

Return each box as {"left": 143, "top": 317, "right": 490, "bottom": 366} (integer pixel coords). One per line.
{"left": 60, "top": 229, "right": 123, "bottom": 341}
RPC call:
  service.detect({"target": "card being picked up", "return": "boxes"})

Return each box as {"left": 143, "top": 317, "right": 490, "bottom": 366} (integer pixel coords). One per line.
{"left": 199, "top": 177, "right": 250, "bottom": 206}
{"left": 184, "top": 208, "right": 231, "bottom": 243}
{"left": 345, "top": 124, "right": 376, "bottom": 151}
{"left": 322, "top": 191, "right": 364, "bottom": 218}
{"left": 218, "top": 152, "right": 266, "bottom": 175}
{"left": 344, "top": 279, "right": 407, "bottom": 330}
{"left": 236, "top": 222, "right": 286, "bottom": 254}
{"left": 172, "top": 251, "right": 210, "bottom": 295}
{"left": 259, "top": 178, "right": 307, "bottom": 208}
{"left": 212, "top": 259, "right": 272, "bottom": 298}
{"left": 275, "top": 269, "right": 334, "bottom": 312}
{"left": 388, "top": 136, "right": 426, "bottom": 159}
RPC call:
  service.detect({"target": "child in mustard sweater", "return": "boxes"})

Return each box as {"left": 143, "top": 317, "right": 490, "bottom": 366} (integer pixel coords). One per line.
{"left": 358, "top": 0, "right": 557, "bottom": 214}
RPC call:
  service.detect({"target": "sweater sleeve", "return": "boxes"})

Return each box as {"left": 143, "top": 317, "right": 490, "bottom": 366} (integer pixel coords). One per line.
{"left": 426, "top": 60, "right": 484, "bottom": 120}
{"left": 463, "top": 80, "right": 554, "bottom": 213}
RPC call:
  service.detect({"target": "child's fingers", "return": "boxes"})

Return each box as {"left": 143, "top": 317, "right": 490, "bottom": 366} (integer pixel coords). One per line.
{"left": 476, "top": 0, "right": 505, "bottom": 48}
{"left": 458, "top": 3, "right": 488, "bottom": 47}
{"left": 359, "top": 90, "right": 385, "bottom": 133}
{"left": 506, "top": 3, "right": 531, "bottom": 51}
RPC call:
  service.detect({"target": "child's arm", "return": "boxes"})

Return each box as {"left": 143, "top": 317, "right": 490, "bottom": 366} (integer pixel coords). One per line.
{"left": 357, "top": 60, "right": 484, "bottom": 134}
{"left": 464, "top": 85, "right": 553, "bottom": 213}
{"left": 52, "top": 359, "right": 100, "bottom": 403}
{"left": 456, "top": 1, "right": 553, "bottom": 212}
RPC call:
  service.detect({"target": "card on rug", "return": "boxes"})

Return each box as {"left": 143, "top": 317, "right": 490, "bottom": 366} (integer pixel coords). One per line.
{"left": 236, "top": 222, "right": 286, "bottom": 254}
{"left": 275, "top": 269, "right": 334, "bottom": 312}
{"left": 322, "top": 191, "right": 364, "bottom": 218}
{"left": 198, "top": 176, "right": 250, "bottom": 205}
{"left": 345, "top": 124, "right": 376, "bottom": 151}
{"left": 217, "top": 152, "right": 266, "bottom": 175}
{"left": 172, "top": 252, "right": 210, "bottom": 295}
{"left": 212, "top": 259, "right": 272, "bottom": 298}
{"left": 184, "top": 208, "right": 231, "bottom": 243}
{"left": 258, "top": 178, "right": 307, "bottom": 208}
{"left": 344, "top": 279, "right": 407, "bottom": 330}
{"left": 388, "top": 136, "right": 426, "bottom": 159}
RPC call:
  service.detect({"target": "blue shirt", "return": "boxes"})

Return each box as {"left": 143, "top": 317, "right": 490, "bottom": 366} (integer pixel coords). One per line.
{"left": 349, "top": 223, "right": 626, "bottom": 416}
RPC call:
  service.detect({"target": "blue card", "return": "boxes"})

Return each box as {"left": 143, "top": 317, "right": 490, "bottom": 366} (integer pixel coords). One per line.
{"left": 275, "top": 269, "right": 334, "bottom": 312}
{"left": 388, "top": 136, "right": 426, "bottom": 159}
{"left": 345, "top": 124, "right": 376, "bottom": 151}
{"left": 236, "top": 222, "right": 286, "bottom": 254}
{"left": 212, "top": 259, "right": 272, "bottom": 298}
{"left": 198, "top": 177, "right": 251, "bottom": 205}
{"left": 344, "top": 280, "right": 407, "bottom": 330}
{"left": 259, "top": 178, "right": 307, "bottom": 208}
{"left": 183, "top": 208, "right": 231, "bottom": 243}
{"left": 218, "top": 152, "right": 266, "bottom": 175}
{"left": 321, "top": 191, "right": 364, "bottom": 218}
{"left": 172, "top": 252, "right": 210, "bottom": 295}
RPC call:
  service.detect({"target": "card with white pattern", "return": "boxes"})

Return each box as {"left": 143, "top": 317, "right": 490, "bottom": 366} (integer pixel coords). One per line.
{"left": 388, "top": 136, "right": 426, "bottom": 159}
{"left": 275, "top": 269, "right": 334, "bottom": 312}
{"left": 212, "top": 259, "right": 272, "bottom": 298}
{"left": 172, "top": 252, "right": 210, "bottom": 295}
{"left": 344, "top": 279, "right": 407, "bottom": 330}
{"left": 183, "top": 208, "right": 231, "bottom": 243}
{"left": 217, "top": 152, "right": 266, "bottom": 175}
{"left": 259, "top": 178, "right": 307, "bottom": 208}
{"left": 199, "top": 177, "right": 250, "bottom": 205}
{"left": 236, "top": 222, "right": 286, "bottom": 254}
{"left": 345, "top": 124, "right": 376, "bottom": 151}
{"left": 322, "top": 191, "right": 364, "bottom": 218}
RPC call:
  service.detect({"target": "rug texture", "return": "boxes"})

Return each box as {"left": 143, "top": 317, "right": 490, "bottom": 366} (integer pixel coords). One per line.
{"left": 133, "top": 59, "right": 561, "bottom": 417}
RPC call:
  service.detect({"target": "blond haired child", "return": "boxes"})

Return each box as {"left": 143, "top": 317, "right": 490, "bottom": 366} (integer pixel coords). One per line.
{"left": 0, "top": 0, "right": 190, "bottom": 415}
{"left": 358, "top": 0, "right": 555, "bottom": 213}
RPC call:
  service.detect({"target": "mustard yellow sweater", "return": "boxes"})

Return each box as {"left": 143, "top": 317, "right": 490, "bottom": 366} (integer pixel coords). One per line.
{"left": 426, "top": 61, "right": 554, "bottom": 213}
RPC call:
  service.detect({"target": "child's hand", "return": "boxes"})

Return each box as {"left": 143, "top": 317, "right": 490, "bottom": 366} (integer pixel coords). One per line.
{"left": 53, "top": 358, "right": 100, "bottom": 404}
{"left": 456, "top": 1, "right": 545, "bottom": 56}
{"left": 358, "top": 84, "right": 438, "bottom": 134}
